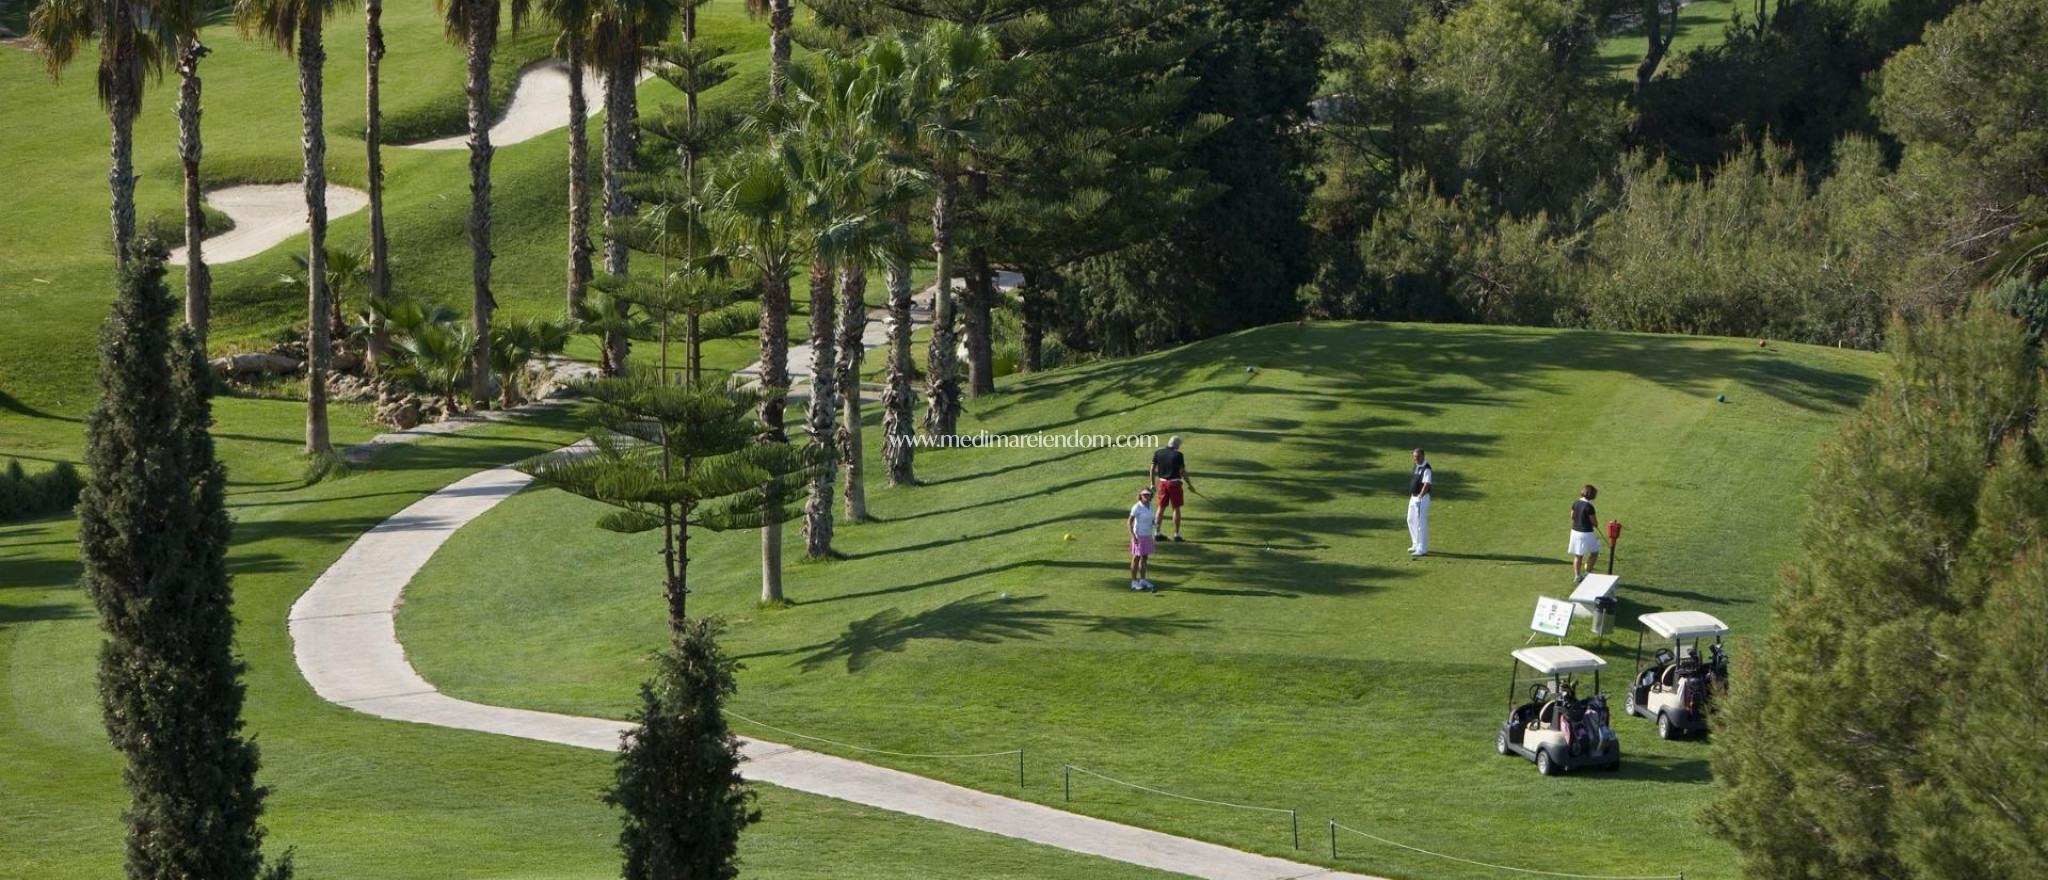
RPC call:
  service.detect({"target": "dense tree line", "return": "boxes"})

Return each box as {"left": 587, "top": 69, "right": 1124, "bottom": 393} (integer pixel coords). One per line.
{"left": 1306, "top": 0, "right": 2048, "bottom": 348}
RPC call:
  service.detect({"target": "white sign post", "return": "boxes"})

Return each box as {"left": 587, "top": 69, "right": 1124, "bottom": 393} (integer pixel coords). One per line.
{"left": 1529, "top": 595, "right": 1573, "bottom": 641}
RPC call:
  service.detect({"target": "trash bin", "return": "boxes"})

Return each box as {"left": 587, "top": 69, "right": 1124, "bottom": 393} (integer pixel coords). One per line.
{"left": 1591, "top": 595, "right": 1616, "bottom": 636}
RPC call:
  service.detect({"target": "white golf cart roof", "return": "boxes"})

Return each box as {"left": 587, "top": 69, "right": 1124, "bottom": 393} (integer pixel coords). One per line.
{"left": 1639, "top": 611, "right": 1730, "bottom": 640}
{"left": 1512, "top": 645, "right": 1608, "bottom": 675}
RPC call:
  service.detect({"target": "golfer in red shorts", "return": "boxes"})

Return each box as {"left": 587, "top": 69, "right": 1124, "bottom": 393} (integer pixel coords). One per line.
{"left": 1149, "top": 436, "right": 1194, "bottom": 542}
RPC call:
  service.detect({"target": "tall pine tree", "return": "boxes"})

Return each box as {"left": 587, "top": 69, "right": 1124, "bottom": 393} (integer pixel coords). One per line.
{"left": 1703, "top": 303, "right": 2048, "bottom": 879}
{"left": 78, "top": 234, "right": 293, "bottom": 880}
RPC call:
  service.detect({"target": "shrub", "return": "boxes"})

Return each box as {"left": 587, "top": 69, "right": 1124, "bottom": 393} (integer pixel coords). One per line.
{"left": 0, "top": 459, "right": 85, "bottom": 522}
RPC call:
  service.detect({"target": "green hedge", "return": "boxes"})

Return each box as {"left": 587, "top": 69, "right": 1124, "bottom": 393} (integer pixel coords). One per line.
{"left": 0, "top": 459, "right": 84, "bottom": 522}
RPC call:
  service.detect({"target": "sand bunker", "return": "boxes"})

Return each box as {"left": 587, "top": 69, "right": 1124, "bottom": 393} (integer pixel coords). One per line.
{"left": 169, "top": 183, "right": 369, "bottom": 266}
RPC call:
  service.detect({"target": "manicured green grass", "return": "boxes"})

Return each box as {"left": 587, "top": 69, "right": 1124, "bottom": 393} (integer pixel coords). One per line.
{"left": 402, "top": 322, "right": 1880, "bottom": 880}
{"left": 1599, "top": 0, "right": 1740, "bottom": 77}
{"left": 2, "top": 5, "right": 1170, "bottom": 877}
{"left": 0, "top": 410, "right": 1184, "bottom": 879}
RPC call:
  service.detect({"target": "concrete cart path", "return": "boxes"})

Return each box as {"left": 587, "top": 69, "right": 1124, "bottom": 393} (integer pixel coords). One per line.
{"left": 288, "top": 461, "right": 1386, "bottom": 880}
{"left": 169, "top": 184, "right": 368, "bottom": 266}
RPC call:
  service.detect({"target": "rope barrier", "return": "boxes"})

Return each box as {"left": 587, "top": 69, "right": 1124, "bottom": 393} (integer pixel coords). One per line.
{"left": 1330, "top": 821, "right": 1683, "bottom": 880}
{"left": 1063, "top": 764, "right": 1301, "bottom": 849}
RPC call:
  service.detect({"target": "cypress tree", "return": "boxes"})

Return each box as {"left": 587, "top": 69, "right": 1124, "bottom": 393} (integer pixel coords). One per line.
{"left": 77, "top": 234, "right": 292, "bottom": 880}
{"left": 606, "top": 618, "right": 759, "bottom": 880}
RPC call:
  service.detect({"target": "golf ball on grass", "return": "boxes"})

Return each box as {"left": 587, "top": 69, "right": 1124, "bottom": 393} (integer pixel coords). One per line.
{"left": 1246, "top": 366, "right": 1255, "bottom": 374}
{"left": 1716, "top": 393, "right": 1727, "bottom": 403}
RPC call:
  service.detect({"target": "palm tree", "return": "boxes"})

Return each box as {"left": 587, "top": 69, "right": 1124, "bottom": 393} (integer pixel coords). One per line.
{"left": 784, "top": 50, "right": 904, "bottom": 530}
{"left": 533, "top": 0, "right": 598, "bottom": 322}
{"left": 442, "top": 0, "right": 516, "bottom": 405}
{"left": 587, "top": 0, "right": 678, "bottom": 374}
{"left": 744, "top": 0, "right": 793, "bottom": 100}
{"left": 711, "top": 145, "right": 804, "bottom": 602}
{"left": 900, "top": 24, "right": 1007, "bottom": 440}
{"left": 236, "top": 0, "right": 353, "bottom": 455}
{"left": 364, "top": 0, "right": 391, "bottom": 370}
{"left": 161, "top": 0, "right": 224, "bottom": 345}
{"left": 29, "top": 0, "right": 168, "bottom": 269}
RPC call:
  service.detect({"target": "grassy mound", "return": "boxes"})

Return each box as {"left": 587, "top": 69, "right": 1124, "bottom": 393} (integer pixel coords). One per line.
{"left": 402, "top": 321, "right": 1877, "bottom": 880}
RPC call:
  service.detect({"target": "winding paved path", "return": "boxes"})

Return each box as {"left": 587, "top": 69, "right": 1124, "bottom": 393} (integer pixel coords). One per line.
{"left": 288, "top": 467, "right": 1383, "bottom": 880}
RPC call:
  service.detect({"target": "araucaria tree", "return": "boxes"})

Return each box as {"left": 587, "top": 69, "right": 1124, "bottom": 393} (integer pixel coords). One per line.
{"left": 77, "top": 235, "right": 295, "bottom": 880}
{"left": 517, "top": 372, "right": 818, "bottom": 639}
{"left": 1703, "top": 303, "right": 2048, "bottom": 879}
{"left": 236, "top": 0, "right": 351, "bottom": 454}
{"left": 606, "top": 620, "right": 759, "bottom": 880}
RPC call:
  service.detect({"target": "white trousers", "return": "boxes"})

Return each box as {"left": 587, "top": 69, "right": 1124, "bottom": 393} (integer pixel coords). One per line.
{"left": 1407, "top": 494, "right": 1430, "bottom": 554}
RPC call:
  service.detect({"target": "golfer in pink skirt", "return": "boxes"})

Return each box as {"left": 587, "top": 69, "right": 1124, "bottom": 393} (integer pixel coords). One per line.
{"left": 1129, "top": 487, "right": 1157, "bottom": 592}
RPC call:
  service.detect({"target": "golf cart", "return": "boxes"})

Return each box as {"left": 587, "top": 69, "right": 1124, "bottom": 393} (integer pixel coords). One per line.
{"left": 1495, "top": 645, "right": 1621, "bottom": 775}
{"left": 1626, "top": 611, "right": 1730, "bottom": 740}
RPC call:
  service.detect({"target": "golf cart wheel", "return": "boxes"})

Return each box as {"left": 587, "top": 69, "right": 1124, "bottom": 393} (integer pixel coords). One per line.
{"left": 1657, "top": 712, "right": 1676, "bottom": 741}
{"left": 1495, "top": 729, "right": 1512, "bottom": 756}
{"left": 1536, "top": 749, "right": 1561, "bottom": 776}
{"left": 1624, "top": 690, "right": 1637, "bottom": 717}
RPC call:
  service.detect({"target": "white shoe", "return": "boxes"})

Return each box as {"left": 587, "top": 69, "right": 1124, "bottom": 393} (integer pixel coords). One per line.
{"left": 1131, "top": 581, "right": 1145, "bottom": 591}
{"left": 1140, "top": 579, "right": 1156, "bottom": 592}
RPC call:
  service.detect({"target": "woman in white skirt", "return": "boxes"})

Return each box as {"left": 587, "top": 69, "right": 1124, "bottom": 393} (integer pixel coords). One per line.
{"left": 1568, "top": 485, "right": 1603, "bottom": 583}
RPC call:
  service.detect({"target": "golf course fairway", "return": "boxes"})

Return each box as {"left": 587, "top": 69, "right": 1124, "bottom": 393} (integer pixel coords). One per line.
{"left": 398, "top": 321, "right": 1880, "bottom": 880}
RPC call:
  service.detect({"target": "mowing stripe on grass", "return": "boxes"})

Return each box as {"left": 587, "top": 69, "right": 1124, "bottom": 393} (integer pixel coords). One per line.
{"left": 1331, "top": 821, "right": 1680, "bottom": 880}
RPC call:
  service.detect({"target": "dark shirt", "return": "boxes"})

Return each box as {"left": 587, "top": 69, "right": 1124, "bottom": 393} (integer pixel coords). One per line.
{"left": 1410, "top": 462, "right": 1432, "bottom": 497}
{"left": 1152, "top": 448, "right": 1186, "bottom": 481}
{"left": 1572, "top": 498, "right": 1597, "bottom": 533}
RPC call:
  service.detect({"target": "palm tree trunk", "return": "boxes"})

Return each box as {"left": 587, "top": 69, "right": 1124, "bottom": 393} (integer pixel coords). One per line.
{"left": 758, "top": 267, "right": 790, "bottom": 603}
{"left": 298, "top": 15, "right": 333, "bottom": 455}
{"left": 835, "top": 266, "right": 867, "bottom": 520}
{"left": 365, "top": 0, "right": 391, "bottom": 372}
{"left": 108, "top": 25, "right": 140, "bottom": 269}
{"left": 767, "top": 0, "right": 792, "bottom": 100}
{"left": 177, "top": 36, "right": 212, "bottom": 345}
{"left": 964, "top": 171, "right": 996, "bottom": 397}
{"left": 883, "top": 209, "right": 917, "bottom": 486}
{"left": 803, "top": 261, "right": 837, "bottom": 559}
{"left": 464, "top": 1, "right": 498, "bottom": 405}
{"left": 566, "top": 40, "right": 593, "bottom": 319}
{"left": 1019, "top": 267, "right": 1044, "bottom": 372}
{"left": 923, "top": 172, "right": 959, "bottom": 438}
{"left": 600, "top": 56, "right": 636, "bottom": 375}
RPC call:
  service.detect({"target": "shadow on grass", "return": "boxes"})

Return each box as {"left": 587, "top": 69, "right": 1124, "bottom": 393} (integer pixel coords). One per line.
{"left": 777, "top": 593, "right": 1214, "bottom": 673}
{"left": 1426, "top": 551, "right": 1557, "bottom": 565}
{"left": 0, "top": 602, "right": 89, "bottom": 626}
{"left": 0, "top": 389, "right": 81, "bottom": 423}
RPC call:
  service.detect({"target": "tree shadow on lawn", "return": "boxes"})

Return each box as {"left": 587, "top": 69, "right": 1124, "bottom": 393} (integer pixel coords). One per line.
{"left": 773, "top": 593, "right": 1215, "bottom": 673}
{"left": 1609, "top": 751, "right": 1712, "bottom": 785}
{"left": 1423, "top": 551, "right": 1556, "bottom": 565}
{"left": 0, "top": 388, "right": 81, "bottom": 423}
{"left": 995, "top": 323, "right": 1872, "bottom": 423}
{"left": 0, "top": 601, "right": 89, "bottom": 626}
{"left": 1150, "top": 540, "right": 1406, "bottom": 599}
{"left": 802, "top": 558, "right": 1110, "bottom": 606}
{"left": 1626, "top": 582, "right": 1754, "bottom": 608}
{"left": 0, "top": 553, "right": 81, "bottom": 591}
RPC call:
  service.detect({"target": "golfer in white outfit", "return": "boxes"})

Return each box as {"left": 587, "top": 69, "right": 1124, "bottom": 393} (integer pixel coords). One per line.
{"left": 1407, "top": 448, "right": 1432, "bottom": 557}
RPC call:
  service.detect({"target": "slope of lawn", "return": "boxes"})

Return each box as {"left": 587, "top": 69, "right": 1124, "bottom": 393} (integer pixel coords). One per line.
{"left": 0, "top": 410, "right": 1184, "bottom": 880}
{"left": 403, "top": 321, "right": 1881, "bottom": 880}
{"left": 0, "top": 0, "right": 806, "bottom": 464}
{"left": 2, "top": 6, "right": 1164, "bottom": 878}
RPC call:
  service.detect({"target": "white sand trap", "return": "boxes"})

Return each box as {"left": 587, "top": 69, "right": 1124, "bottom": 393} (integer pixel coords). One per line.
{"left": 170, "top": 183, "right": 369, "bottom": 266}
{"left": 405, "top": 61, "right": 649, "bottom": 150}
